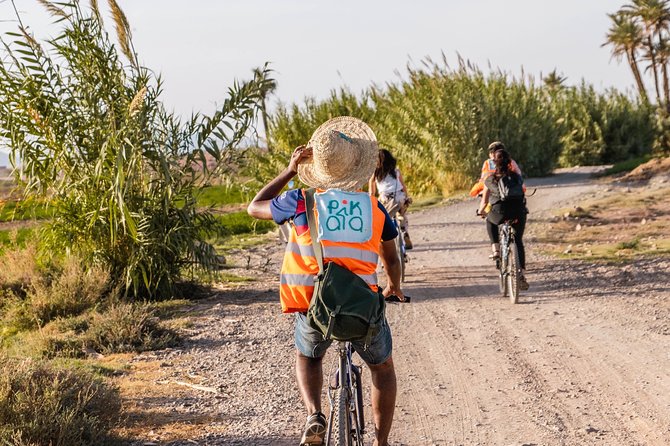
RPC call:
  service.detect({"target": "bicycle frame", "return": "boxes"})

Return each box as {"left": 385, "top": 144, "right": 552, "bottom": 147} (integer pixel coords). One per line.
{"left": 499, "top": 221, "right": 515, "bottom": 271}
{"left": 326, "top": 341, "right": 364, "bottom": 446}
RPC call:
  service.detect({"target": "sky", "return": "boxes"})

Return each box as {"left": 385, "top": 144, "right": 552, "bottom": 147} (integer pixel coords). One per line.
{"left": 0, "top": 0, "right": 636, "bottom": 166}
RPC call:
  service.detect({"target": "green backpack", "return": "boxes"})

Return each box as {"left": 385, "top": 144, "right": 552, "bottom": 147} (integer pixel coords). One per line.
{"left": 304, "top": 189, "right": 386, "bottom": 345}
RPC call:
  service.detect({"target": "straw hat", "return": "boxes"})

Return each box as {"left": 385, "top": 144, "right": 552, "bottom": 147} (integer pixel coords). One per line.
{"left": 298, "top": 116, "right": 378, "bottom": 191}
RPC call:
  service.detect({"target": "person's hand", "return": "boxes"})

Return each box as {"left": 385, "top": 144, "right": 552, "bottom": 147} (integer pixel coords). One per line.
{"left": 288, "top": 145, "right": 313, "bottom": 174}
{"left": 383, "top": 285, "right": 405, "bottom": 302}
{"left": 477, "top": 208, "right": 487, "bottom": 219}
{"left": 404, "top": 196, "right": 413, "bottom": 206}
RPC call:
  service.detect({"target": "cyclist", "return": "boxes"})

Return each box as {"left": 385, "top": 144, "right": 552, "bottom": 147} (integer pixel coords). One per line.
{"left": 477, "top": 147, "right": 530, "bottom": 290}
{"left": 469, "top": 141, "right": 523, "bottom": 197}
{"left": 368, "top": 148, "right": 414, "bottom": 249}
{"left": 247, "top": 117, "right": 404, "bottom": 446}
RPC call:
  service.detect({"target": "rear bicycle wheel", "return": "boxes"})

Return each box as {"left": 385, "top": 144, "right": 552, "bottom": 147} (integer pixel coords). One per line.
{"left": 328, "top": 353, "right": 351, "bottom": 446}
{"left": 496, "top": 258, "right": 505, "bottom": 295}
{"left": 329, "top": 386, "right": 349, "bottom": 446}
{"left": 507, "top": 242, "right": 520, "bottom": 304}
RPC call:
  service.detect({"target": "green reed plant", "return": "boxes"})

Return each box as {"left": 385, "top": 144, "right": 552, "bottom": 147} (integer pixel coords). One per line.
{"left": 0, "top": 1, "right": 272, "bottom": 298}
{"left": 261, "top": 56, "right": 654, "bottom": 196}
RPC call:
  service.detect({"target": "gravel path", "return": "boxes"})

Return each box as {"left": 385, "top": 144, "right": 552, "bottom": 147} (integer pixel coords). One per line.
{"left": 124, "top": 167, "right": 670, "bottom": 446}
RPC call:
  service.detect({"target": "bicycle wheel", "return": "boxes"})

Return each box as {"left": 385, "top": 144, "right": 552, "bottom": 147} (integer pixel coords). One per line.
{"left": 329, "top": 386, "right": 349, "bottom": 446}
{"left": 507, "top": 242, "right": 520, "bottom": 304}
{"left": 328, "top": 353, "right": 351, "bottom": 446}
{"left": 394, "top": 232, "right": 405, "bottom": 283}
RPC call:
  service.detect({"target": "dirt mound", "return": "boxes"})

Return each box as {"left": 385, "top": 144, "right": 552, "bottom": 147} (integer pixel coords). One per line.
{"left": 620, "top": 157, "right": 670, "bottom": 182}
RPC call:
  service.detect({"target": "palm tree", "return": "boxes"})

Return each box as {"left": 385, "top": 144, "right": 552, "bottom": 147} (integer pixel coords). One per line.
{"left": 623, "top": 0, "right": 670, "bottom": 106}
{"left": 253, "top": 66, "right": 277, "bottom": 149}
{"left": 655, "top": 39, "right": 670, "bottom": 109}
{"left": 604, "top": 11, "right": 649, "bottom": 103}
{"left": 543, "top": 69, "right": 567, "bottom": 91}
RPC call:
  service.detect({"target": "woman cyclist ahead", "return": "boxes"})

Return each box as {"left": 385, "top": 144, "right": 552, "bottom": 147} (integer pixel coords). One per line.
{"left": 477, "top": 146, "right": 530, "bottom": 290}
{"left": 368, "top": 148, "right": 413, "bottom": 249}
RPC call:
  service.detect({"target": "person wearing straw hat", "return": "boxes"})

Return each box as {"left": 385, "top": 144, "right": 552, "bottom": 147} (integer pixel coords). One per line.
{"left": 248, "top": 116, "right": 403, "bottom": 446}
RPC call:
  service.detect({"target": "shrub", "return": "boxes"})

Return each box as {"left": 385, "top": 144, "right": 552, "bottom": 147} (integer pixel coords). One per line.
{"left": 0, "top": 357, "right": 121, "bottom": 446}
{"left": 0, "top": 1, "right": 272, "bottom": 298}
{"left": 28, "top": 258, "right": 110, "bottom": 326}
{"left": 82, "top": 303, "right": 178, "bottom": 355}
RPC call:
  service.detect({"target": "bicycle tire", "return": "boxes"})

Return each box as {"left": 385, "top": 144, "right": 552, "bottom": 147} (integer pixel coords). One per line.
{"left": 508, "top": 242, "right": 520, "bottom": 304}
{"left": 329, "top": 353, "right": 351, "bottom": 446}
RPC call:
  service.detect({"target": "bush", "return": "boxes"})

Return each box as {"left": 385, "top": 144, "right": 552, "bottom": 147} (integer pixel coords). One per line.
{"left": 83, "top": 303, "right": 178, "bottom": 355}
{"left": 0, "top": 357, "right": 121, "bottom": 446}
{"left": 28, "top": 258, "right": 110, "bottom": 326}
{"left": 0, "top": 2, "right": 272, "bottom": 298}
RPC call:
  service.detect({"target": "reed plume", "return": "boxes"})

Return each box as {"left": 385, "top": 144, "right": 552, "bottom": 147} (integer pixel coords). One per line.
{"left": 107, "top": 0, "right": 135, "bottom": 66}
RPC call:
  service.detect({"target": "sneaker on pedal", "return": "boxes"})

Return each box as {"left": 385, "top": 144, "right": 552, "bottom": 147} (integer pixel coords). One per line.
{"left": 519, "top": 275, "right": 530, "bottom": 290}
{"left": 300, "top": 412, "right": 327, "bottom": 446}
{"left": 403, "top": 232, "right": 413, "bottom": 250}
{"left": 488, "top": 252, "right": 500, "bottom": 260}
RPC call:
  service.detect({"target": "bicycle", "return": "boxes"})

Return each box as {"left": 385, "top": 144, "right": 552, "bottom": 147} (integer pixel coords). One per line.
{"left": 496, "top": 219, "right": 522, "bottom": 304}
{"left": 384, "top": 200, "right": 407, "bottom": 283}
{"left": 477, "top": 210, "right": 522, "bottom": 304}
{"left": 326, "top": 341, "right": 365, "bottom": 446}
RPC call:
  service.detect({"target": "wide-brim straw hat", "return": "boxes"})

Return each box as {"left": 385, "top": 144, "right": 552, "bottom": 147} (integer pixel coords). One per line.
{"left": 298, "top": 116, "right": 378, "bottom": 191}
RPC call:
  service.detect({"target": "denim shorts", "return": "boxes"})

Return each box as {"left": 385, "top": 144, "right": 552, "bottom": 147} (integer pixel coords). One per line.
{"left": 294, "top": 312, "right": 393, "bottom": 365}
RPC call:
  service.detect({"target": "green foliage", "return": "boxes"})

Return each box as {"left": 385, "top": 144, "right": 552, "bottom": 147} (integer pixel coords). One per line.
{"left": 0, "top": 2, "right": 272, "bottom": 298}
{"left": 0, "top": 228, "right": 34, "bottom": 250}
{"left": 196, "top": 184, "right": 252, "bottom": 207}
{"left": 603, "top": 154, "right": 654, "bottom": 175}
{"left": 214, "top": 211, "right": 276, "bottom": 237}
{"left": 0, "top": 200, "right": 50, "bottom": 222}
{"left": 0, "top": 357, "right": 121, "bottom": 446}
{"left": 555, "top": 83, "right": 654, "bottom": 166}
{"left": 263, "top": 57, "right": 653, "bottom": 196}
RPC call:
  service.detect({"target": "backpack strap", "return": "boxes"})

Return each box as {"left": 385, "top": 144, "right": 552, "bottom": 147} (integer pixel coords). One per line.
{"left": 304, "top": 188, "right": 324, "bottom": 276}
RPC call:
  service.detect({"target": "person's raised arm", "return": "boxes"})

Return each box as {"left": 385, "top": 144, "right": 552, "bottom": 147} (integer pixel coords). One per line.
{"left": 379, "top": 239, "right": 405, "bottom": 301}
{"left": 247, "top": 146, "right": 312, "bottom": 220}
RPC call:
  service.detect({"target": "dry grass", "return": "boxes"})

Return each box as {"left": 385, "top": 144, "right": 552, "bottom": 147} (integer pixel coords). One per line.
{"left": 539, "top": 185, "right": 670, "bottom": 261}
{"left": 0, "top": 356, "right": 122, "bottom": 446}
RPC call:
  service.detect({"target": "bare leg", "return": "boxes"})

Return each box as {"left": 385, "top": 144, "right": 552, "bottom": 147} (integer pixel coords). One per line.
{"left": 296, "top": 351, "right": 323, "bottom": 415}
{"left": 368, "top": 356, "right": 397, "bottom": 446}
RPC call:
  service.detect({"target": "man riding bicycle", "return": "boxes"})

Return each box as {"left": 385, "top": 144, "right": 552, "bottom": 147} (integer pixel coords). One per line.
{"left": 247, "top": 117, "right": 404, "bottom": 446}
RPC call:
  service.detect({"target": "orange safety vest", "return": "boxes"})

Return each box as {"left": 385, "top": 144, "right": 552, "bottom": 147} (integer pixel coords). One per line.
{"left": 279, "top": 189, "right": 386, "bottom": 313}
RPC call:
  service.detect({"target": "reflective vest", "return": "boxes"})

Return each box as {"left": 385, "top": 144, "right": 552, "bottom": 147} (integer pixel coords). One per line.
{"left": 469, "top": 159, "right": 523, "bottom": 197}
{"left": 279, "top": 189, "right": 386, "bottom": 313}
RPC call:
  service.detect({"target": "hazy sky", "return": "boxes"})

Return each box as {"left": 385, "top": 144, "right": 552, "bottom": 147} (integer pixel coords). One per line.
{"left": 0, "top": 0, "right": 636, "bottom": 166}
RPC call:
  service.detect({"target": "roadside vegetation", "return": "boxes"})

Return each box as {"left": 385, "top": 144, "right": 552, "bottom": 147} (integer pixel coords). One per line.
{"left": 539, "top": 159, "right": 670, "bottom": 262}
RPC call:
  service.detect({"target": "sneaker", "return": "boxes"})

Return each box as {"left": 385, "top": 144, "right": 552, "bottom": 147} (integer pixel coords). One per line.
{"left": 300, "top": 412, "right": 327, "bottom": 446}
{"left": 519, "top": 275, "right": 530, "bottom": 290}
{"left": 488, "top": 252, "right": 500, "bottom": 260}
{"left": 403, "top": 233, "right": 413, "bottom": 250}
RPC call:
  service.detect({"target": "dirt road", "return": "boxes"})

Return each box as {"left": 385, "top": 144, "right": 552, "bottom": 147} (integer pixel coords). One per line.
{"left": 386, "top": 168, "right": 669, "bottom": 446}
{"left": 123, "top": 168, "right": 670, "bottom": 446}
